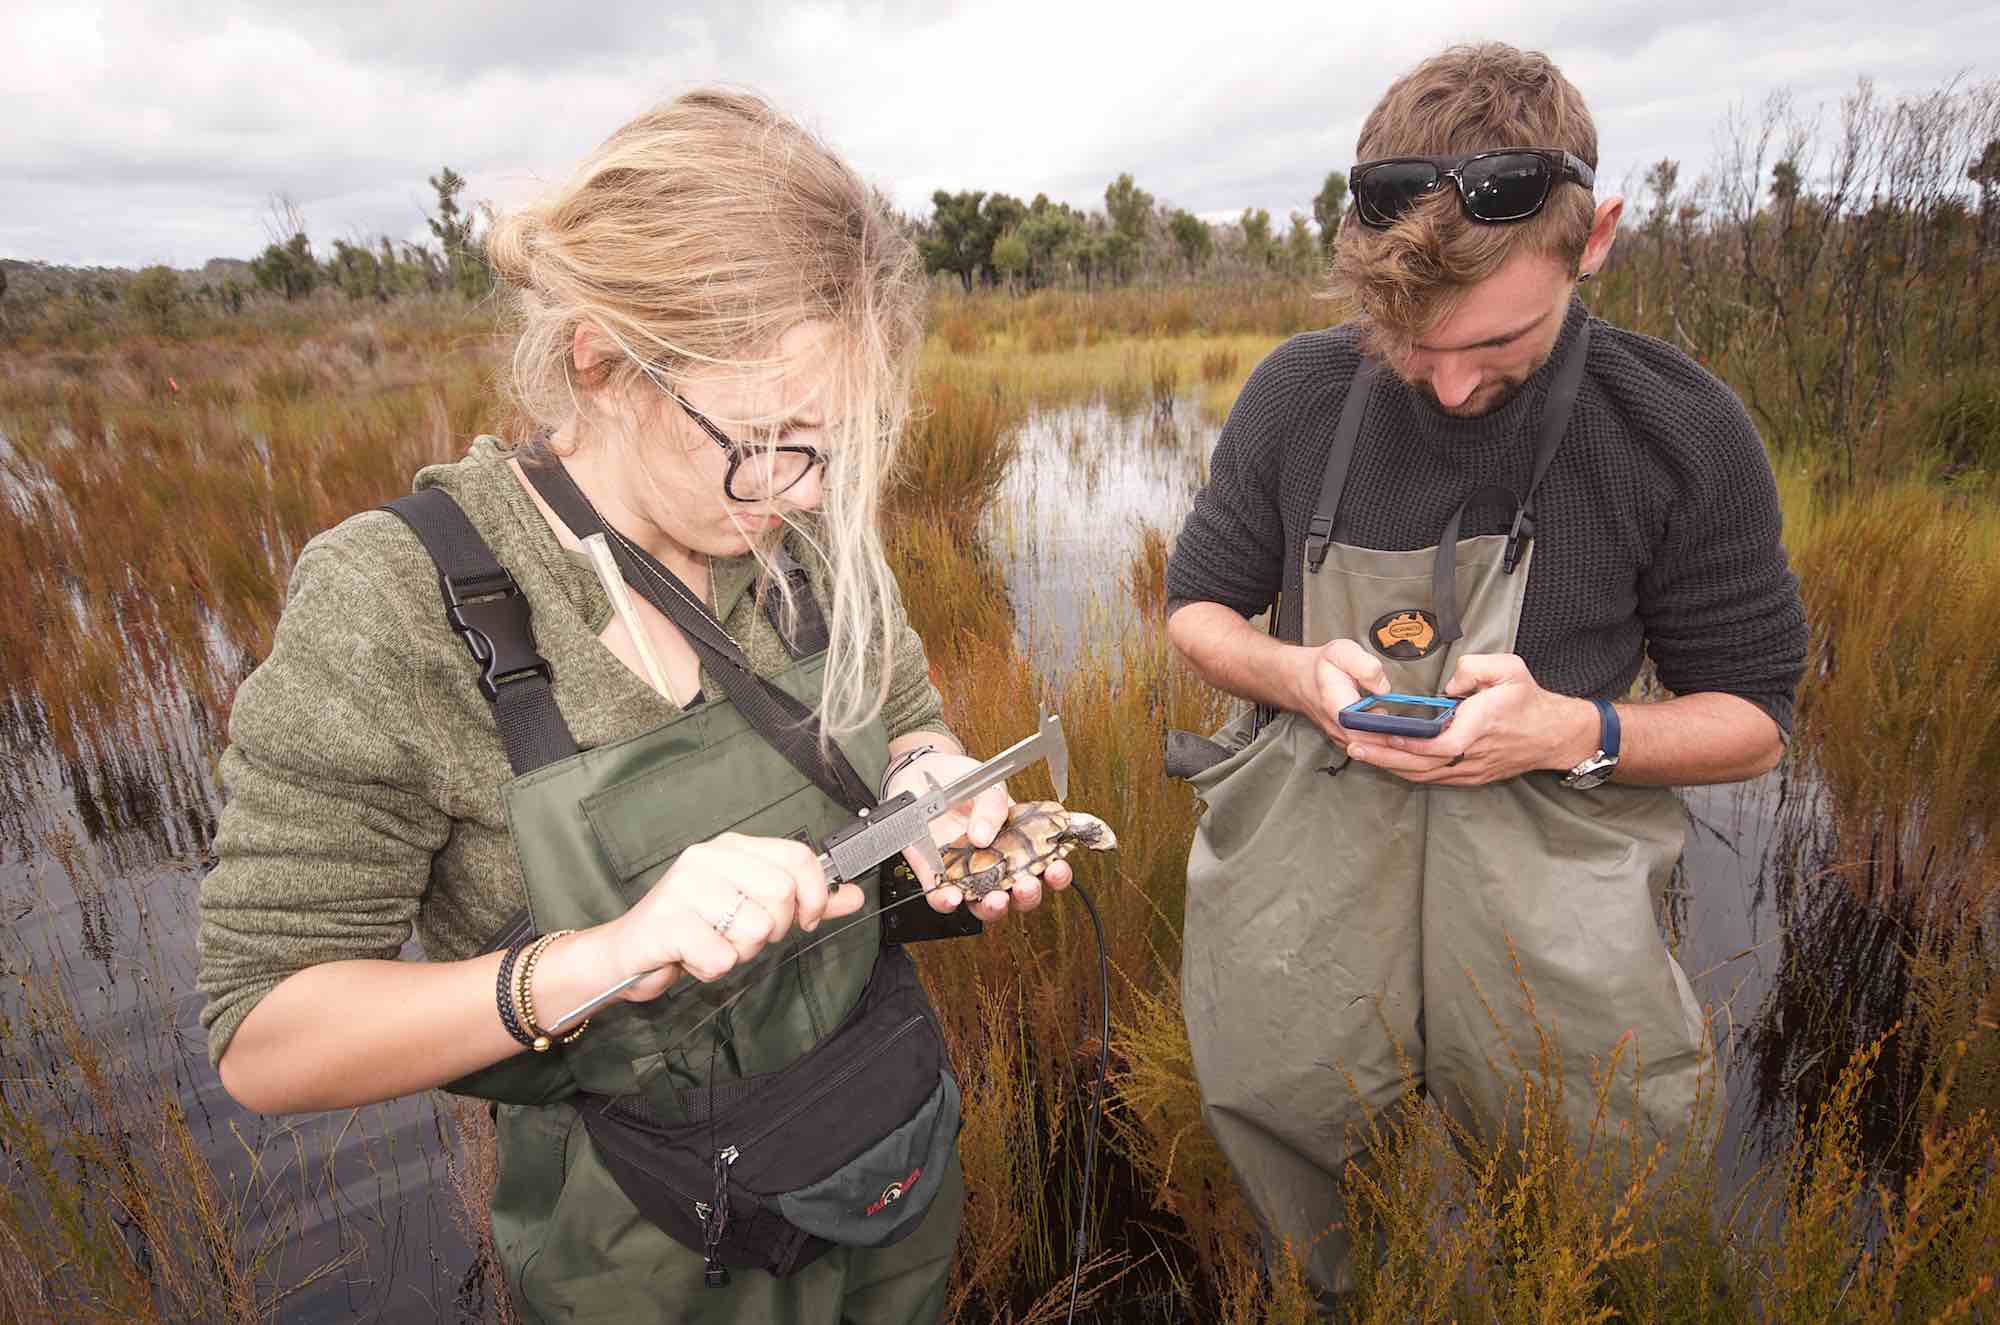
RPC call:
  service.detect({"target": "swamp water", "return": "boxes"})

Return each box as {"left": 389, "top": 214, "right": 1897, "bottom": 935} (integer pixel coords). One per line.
{"left": 0, "top": 398, "right": 1905, "bottom": 1320}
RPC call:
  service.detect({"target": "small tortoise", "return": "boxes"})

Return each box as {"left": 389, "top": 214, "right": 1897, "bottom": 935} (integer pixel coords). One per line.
{"left": 939, "top": 800, "right": 1117, "bottom": 900}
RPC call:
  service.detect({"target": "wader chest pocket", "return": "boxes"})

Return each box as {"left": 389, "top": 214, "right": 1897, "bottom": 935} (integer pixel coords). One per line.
{"left": 581, "top": 724, "right": 831, "bottom": 888}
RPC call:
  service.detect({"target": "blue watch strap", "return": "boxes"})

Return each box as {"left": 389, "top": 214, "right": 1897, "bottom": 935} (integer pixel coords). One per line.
{"left": 1591, "top": 698, "right": 1620, "bottom": 760}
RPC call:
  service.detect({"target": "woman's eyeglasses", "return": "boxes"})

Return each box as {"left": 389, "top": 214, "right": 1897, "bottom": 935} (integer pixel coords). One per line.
{"left": 1350, "top": 148, "right": 1595, "bottom": 229}
{"left": 643, "top": 368, "right": 828, "bottom": 502}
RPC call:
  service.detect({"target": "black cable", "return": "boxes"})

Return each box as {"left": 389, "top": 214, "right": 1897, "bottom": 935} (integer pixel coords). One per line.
{"left": 1064, "top": 878, "right": 1111, "bottom": 1325}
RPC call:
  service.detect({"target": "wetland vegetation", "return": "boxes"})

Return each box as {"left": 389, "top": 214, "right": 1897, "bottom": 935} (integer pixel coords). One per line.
{"left": 3, "top": 76, "right": 1999, "bottom": 1323}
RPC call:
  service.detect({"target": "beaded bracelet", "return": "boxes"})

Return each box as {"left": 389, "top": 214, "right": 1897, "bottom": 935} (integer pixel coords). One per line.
{"left": 514, "top": 928, "right": 589, "bottom": 1053}
{"left": 496, "top": 938, "right": 536, "bottom": 1050}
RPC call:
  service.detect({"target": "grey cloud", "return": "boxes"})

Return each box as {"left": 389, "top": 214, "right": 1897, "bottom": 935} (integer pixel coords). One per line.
{"left": 3, "top": 0, "right": 1993, "bottom": 268}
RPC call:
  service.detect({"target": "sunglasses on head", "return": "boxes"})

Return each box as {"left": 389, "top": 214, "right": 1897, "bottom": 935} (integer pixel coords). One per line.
{"left": 1350, "top": 148, "right": 1595, "bottom": 229}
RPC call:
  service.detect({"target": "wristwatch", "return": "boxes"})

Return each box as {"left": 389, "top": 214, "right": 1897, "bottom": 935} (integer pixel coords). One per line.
{"left": 1562, "top": 699, "right": 1620, "bottom": 789}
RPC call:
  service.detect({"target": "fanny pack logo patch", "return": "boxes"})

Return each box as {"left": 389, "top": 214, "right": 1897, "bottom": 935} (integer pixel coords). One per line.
{"left": 865, "top": 1167, "right": 924, "bottom": 1217}
{"left": 1370, "top": 609, "right": 1441, "bottom": 660}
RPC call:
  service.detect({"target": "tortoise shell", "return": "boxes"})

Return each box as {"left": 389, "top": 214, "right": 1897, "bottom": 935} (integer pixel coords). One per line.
{"left": 938, "top": 800, "right": 1117, "bottom": 900}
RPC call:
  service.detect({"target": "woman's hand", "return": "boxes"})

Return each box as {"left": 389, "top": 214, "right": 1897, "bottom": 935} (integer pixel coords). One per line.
{"left": 597, "top": 833, "right": 866, "bottom": 1001}
{"left": 884, "top": 750, "right": 1073, "bottom": 922}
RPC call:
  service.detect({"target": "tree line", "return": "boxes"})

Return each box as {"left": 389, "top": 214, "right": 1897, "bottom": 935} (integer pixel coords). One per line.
{"left": 246, "top": 168, "right": 492, "bottom": 306}
{"left": 913, "top": 170, "right": 1352, "bottom": 292}
{"left": 0, "top": 167, "right": 491, "bottom": 343}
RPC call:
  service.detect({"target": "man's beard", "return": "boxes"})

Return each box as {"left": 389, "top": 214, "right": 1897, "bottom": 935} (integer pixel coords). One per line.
{"left": 1425, "top": 372, "right": 1530, "bottom": 418}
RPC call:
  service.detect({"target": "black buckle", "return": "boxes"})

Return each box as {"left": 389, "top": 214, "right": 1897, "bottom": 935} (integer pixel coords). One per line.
{"left": 1502, "top": 509, "right": 1534, "bottom": 574}
{"left": 442, "top": 572, "right": 552, "bottom": 700}
{"left": 1304, "top": 515, "right": 1336, "bottom": 573}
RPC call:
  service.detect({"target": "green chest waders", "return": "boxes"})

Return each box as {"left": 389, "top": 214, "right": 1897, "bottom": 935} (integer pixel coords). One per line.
{"left": 1178, "top": 324, "right": 1714, "bottom": 1296}
{"left": 384, "top": 483, "right": 962, "bottom": 1325}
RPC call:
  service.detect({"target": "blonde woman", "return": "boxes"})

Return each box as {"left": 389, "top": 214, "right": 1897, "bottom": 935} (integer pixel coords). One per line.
{"left": 198, "top": 89, "right": 1066, "bottom": 1323}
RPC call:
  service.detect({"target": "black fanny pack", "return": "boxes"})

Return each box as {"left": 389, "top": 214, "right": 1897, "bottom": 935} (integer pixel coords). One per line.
{"left": 575, "top": 946, "right": 961, "bottom": 1285}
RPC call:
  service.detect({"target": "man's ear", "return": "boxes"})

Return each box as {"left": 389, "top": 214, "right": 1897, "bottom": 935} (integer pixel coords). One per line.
{"left": 1578, "top": 194, "right": 1624, "bottom": 279}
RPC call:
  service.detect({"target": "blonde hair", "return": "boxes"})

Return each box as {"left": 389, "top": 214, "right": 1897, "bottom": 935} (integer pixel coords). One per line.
{"left": 485, "top": 88, "right": 924, "bottom": 741}
{"left": 1328, "top": 43, "right": 1598, "bottom": 350}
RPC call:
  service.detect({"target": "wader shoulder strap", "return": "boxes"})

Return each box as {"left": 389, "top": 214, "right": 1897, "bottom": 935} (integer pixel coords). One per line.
{"left": 518, "top": 453, "right": 877, "bottom": 816}
{"left": 381, "top": 488, "right": 580, "bottom": 776}
{"left": 1257, "top": 358, "right": 1380, "bottom": 732}
{"left": 1291, "top": 357, "right": 1382, "bottom": 634}
{"left": 1428, "top": 319, "right": 1594, "bottom": 647}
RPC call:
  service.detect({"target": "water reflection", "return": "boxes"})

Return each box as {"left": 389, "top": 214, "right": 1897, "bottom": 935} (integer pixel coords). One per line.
{"left": 0, "top": 673, "right": 483, "bottom": 1320}
{"left": 0, "top": 390, "right": 1971, "bottom": 1318}
{"left": 983, "top": 395, "right": 1210, "bottom": 670}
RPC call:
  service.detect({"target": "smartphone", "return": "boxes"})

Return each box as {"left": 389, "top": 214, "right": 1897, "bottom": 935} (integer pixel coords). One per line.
{"left": 1338, "top": 692, "right": 1459, "bottom": 739}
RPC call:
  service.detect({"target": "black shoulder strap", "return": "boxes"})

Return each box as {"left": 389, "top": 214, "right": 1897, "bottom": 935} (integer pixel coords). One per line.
{"left": 1254, "top": 358, "right": 1379, "bottom": 733}
{"left": 760, "top": 545, "right": 831, "bottom": 659}
{"left": 518, "top": 452, "right": 876, "bottom": 816}
{"left": 1301, "top": 357, "right": 1383, "bottom": 581}
{"left": 382, "top": 488, "right": 580, "bottom": 776}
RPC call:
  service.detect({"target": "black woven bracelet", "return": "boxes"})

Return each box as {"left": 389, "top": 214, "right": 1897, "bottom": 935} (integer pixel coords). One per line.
{"left": 879, "top": 743, "right": 935, "bottom": 800}
{"left": 496, "top": 938, "right": 536, "bottom": 1049}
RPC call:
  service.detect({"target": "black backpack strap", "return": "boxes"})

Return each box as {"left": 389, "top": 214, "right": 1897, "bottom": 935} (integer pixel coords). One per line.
{"left": 382, "top": 488, "right": 580, "bottom": 776}
{"left": 517, "top": 451, "right": 877, "bottom": 815}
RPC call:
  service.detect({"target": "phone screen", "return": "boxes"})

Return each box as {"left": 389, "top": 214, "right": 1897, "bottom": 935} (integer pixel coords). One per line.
{"left": 1364, "top": 699, "right": 1453, "bottom": 721}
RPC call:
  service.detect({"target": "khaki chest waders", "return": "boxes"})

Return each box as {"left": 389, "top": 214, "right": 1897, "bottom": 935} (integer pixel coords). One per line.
{"left": 1179, "top": 324, "right": 1714, "bottom": 1297}
{"left": 385, "top": 484, "right": 960, "bottom": 1325}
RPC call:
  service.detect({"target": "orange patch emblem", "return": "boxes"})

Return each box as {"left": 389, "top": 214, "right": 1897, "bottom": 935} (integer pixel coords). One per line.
{"left": 1369, "top": 609, "right": 1441, "bottom": 661}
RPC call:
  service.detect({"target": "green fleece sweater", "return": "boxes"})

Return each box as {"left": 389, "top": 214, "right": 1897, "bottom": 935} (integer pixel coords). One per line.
{"left": 198, "top": 439, "right": 947, "bottom": 1066}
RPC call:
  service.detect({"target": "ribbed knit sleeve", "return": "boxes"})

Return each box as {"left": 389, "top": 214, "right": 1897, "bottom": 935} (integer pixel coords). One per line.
{"left": 198, "top": 529, "right": 452, "bottom": 1065}
{"left": 1166, "top": 333, "right": 1337, "bottom": 617}
{"left": 1609, "top": 338, "right": 1808, "bottom": 733}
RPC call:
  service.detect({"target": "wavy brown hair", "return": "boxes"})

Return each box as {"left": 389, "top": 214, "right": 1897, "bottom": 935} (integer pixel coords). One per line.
{"left": 1328, "top": 43, "right": 1598, "bottom": 349}
{"left": 484, "top": 89, "right": 925, "bottom": 740}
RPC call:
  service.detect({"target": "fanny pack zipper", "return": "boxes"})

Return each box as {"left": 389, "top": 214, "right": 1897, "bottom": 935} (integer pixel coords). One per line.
{"left": 725, "top": 1013, "right": 928, "bottom": 1158}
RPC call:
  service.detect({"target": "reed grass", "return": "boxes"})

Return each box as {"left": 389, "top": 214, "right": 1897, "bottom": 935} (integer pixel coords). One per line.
{"left": 922, "top": 332, "right": 1277, "bottom": 423}
{"left": 1787, "top": 485, "right": 2000, "bottom": 912}
{"left": 2, "top": 268, "right": 1998, "bottom": 1322}
{"left": 0, "top": 968, "right": 274, "bottom": 1322}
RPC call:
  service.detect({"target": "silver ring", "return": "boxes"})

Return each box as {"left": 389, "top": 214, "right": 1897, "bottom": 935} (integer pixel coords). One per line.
{"left": 712, "top": 893, "right": 747, "bottom": 938}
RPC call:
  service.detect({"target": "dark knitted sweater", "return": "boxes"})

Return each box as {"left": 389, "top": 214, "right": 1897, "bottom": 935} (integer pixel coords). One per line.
{"left": 1165, "top": 298, "right": 1807, "bottom": 733}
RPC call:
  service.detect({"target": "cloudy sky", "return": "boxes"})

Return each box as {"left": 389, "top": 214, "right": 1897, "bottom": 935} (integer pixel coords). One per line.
{"left": 5, "top": 0, "right": 1995, "bottom": 270}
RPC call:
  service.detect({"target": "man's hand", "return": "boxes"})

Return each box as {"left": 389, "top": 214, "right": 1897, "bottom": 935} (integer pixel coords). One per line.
{"left": 1342, "top": 653, "right": 1597, "bottom": 785}
{"left": 1297, "top": 638, "right": 1392, "bottom": 748}
{"left": 1298, "top": 638, "right": 1455, "bottom": 778}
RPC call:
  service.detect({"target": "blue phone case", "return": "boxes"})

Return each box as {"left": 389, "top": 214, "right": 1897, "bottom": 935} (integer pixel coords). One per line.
{"left": 1337, "top": 692, "right": 1458, "bottom": 738}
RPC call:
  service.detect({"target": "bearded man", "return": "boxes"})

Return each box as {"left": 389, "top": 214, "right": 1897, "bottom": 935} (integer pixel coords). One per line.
{"left": 1165, "top": 42, "right": 1806, "bottom": 1298}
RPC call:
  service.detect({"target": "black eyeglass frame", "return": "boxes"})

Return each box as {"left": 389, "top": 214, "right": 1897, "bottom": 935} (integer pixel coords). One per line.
{"left": 1350, "top": 148, "right": 1596, "bottom": 229}
{"left": 648, "top": 373, "right": 829, "bottom": 503}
